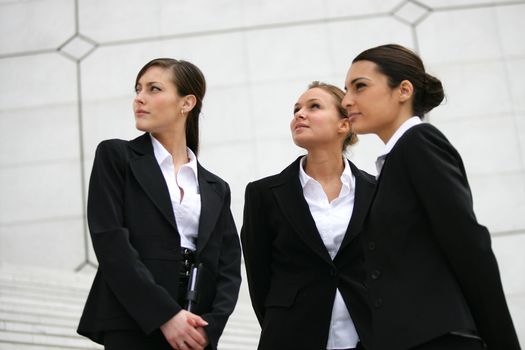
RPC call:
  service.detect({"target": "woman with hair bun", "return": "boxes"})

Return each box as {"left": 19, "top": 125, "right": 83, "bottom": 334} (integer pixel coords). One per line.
{"left": 342, "top": 44, "right": 520, "bottom": 350}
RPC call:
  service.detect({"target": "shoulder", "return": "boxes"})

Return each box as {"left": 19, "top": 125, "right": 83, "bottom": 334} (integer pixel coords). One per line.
{"left": 400, "top": 123, "right": 451, "bottom": 148}
{"left": 246, "top": 158, "right": 301, "bottom": 193}
{"left": 94, "top": 139, "right": 130, "bottom": 162}
{"left": 197, "top": 163, "right": 229, "bottom": 191}
{"left": 247, "top": 173, "right": 281, "bottom": 190}
{"left": 96, "top": 138, "right": 128, "bottom": 151}
{"left": 347, "top": 159, "right": 376, "bottom": 185}
{"left": 396, "top": 123, "right": 463, "bottom": 167}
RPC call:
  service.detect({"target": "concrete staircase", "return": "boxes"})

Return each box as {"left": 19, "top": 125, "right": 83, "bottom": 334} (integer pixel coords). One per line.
{"left": 3, "top": 263, "right": 522, "bottom": 349}
{"left": 0, "top": 264, "right": 260, "bottom": 350}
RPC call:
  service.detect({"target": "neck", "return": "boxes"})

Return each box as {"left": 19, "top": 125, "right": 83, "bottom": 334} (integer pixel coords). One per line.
{"left": 304, "top": 148, "right": 344, "bottom": 183}
{"left": 378, "top": 111, "right": 413, "bottom": 144}
{"left": 151, "top": 127, "right": 188, "bottom": 165}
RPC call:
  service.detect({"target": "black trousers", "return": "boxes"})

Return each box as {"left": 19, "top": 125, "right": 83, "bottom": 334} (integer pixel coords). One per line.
{"left": 411, "top": 334, "right": 485, "bottom": 350}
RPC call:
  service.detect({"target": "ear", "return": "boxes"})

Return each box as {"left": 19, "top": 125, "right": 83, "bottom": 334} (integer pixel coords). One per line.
{"left": 398, "top": 80, "right": 414, "bottom": 102}
{"left": 337, "top": 115, "right": 351, "bottom": 135}
{"left": 181, "top": 94, "right": 197, "bottom": 113}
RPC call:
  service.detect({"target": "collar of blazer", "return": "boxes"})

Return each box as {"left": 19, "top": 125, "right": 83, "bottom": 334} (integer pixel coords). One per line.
{"left": 128, "top": 133, "right": 224, "bottom": 255}
{"left": 269, "top": 156, "right": 376, "bottom": 265}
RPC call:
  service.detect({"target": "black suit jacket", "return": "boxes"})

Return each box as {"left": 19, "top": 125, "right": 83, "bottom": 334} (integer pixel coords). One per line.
{"left": 241, "top": 157, "right": 376, "bottom": 350}
{"left": 362, "top": 123, "right": 520, "bottom": 350}
{"left": 77, "top": 133, "right": 241, "bottom": 349}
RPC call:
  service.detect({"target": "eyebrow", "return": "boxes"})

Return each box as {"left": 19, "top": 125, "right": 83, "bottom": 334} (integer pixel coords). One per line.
{"left": 136, "top": 81, "right": 162, "bottom": 87}
{"left": 294, "top": 98, "right": 321, "bottom": 108}
{"left": 350, "top": 77, "right": 370, "bottom": 85}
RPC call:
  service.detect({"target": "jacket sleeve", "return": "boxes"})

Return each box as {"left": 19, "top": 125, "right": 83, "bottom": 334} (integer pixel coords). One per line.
{"left": 201, "top": 183, "right": 242, "bottom": 350}
{"left": 240, "top": 182, "right": 273, "bottom": 326}
{"left": 401, "top": 126, "right": 520, "bottom": 349}
{"left": 87, "top": 140, "right": 180, "bottom": 334}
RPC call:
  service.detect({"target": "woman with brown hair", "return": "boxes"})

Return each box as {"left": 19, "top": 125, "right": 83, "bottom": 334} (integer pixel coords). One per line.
{"left": 77, "top": 58, "right": 241, "bottom": 350}
{"left": 242, "top": 82, "right": 376, "bottom": 350}
{"left": 342, "top": 44, "right": 520, "bottom": 350}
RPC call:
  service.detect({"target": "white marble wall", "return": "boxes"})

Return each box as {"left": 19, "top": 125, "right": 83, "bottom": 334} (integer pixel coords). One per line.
{"left": 1, "top": 0, "right": 524, "bottom": 333}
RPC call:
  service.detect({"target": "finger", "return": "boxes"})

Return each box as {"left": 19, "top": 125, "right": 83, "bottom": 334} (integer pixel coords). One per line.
{"left": 179, "top": 340, "right": 191, "bottom": 350}
{"left": 187, "top": 314, "right": 208, "bottom": 327}
{"left": 195, "top": 327, "right": 208, "bottom": 346}
{"left": 187, "top": 326, "right": 206, "bottom": 346}
{"left": 168, "top": 340, "right": 178, "bottom": 350}
{"left": 182, "top": 336, "right": 201, "bottom": 350}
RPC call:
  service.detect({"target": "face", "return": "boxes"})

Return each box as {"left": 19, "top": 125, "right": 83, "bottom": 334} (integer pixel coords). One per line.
{"left": 290, "top": 87, "right": 349, "bottom": 150}
{"left": 133, "top": 66, "right": 185, "bottom": 134}
{"left": 342, "top": 60, "right": 403, "bottom": 143}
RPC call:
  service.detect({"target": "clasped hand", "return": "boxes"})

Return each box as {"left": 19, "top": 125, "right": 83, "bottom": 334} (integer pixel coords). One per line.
{"left": 160, "top": 310, "right": 209, "bottom": 350}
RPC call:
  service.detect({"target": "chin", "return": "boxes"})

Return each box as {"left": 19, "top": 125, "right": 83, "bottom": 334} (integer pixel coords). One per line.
{"left": 135, "top": 122, "right": 150, "bottom": 133}
{"left": 351, "top": 123, "right": 371, "bottom": 136}
{"left": 291, "top": 136, "right": 310, "bottom": 150}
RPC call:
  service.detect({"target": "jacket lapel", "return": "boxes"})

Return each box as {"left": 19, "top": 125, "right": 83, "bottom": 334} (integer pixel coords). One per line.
{"left": 128, "top": 133, "right": 179, "bottom": 232}
{"left": 196, "top": 164, "right": 223, "bottom": 255}
{"left": 337, "top": 161, "right": 376, "bottom": 255}
{"left": 271, "top": 157, "right": 333, "bottom": 265}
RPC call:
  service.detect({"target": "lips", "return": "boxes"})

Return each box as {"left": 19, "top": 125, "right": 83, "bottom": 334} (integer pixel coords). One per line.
{"left": 135, "top": 110, "right": 149, "bottom": 116}
{"left": 348, "top": 112, "right": 361, "bottom": 122}
{"left": 294, "top": 123, "right": 309, "bottom": 131}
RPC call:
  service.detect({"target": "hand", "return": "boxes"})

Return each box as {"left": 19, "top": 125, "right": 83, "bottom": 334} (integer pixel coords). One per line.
{"left": 160, "top": 310, "right": 208, "bottom": 350}
{"left": 187, "top": 317, "right": 209, "bottom": 348}
{"left": 194, "top": 326, "right": 209, "bottom": 348}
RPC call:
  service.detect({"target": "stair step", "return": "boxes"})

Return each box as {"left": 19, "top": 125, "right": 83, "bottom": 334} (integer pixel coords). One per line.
{"left": 0, "top": 310, "right": 74, "bottom": 328}
{"left": 0, "top": 330, "right": 101, "bottom": 349}
{"left": 0, "top": 320, "right": 78, "bottom": 338}
{"left": 0, "top": 264, "right": 261, "bottom": 349}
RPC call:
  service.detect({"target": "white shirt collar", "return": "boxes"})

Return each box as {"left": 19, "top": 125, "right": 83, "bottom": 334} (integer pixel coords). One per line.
{"left": 379, "top": 116, "right": 422, "bottom": 158}
{"left": 299, "top": 156, "right": 354, "bottom": 193}
{"left": 375, "top": 116, "right": 421, "bottom": 176}
{"left": 149, "top": 134, "right": 198, "bottom": 179}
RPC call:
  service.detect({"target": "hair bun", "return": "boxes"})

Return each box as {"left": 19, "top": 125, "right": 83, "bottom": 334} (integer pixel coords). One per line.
{"left": 420, "top": 73, "right": 445, "bottom": 115}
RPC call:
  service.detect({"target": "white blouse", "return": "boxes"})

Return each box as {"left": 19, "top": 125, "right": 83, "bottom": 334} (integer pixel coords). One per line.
{"left": 376, "top": 116, "right": 422, "bottom": 175}
{"left": 299, "top": 157, "right": 359, "bottom": 349}
{"left": 150, "top": 135, "right": 201, "bottom": 251}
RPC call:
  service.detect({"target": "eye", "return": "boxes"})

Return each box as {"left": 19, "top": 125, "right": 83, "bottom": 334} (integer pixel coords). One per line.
{"left": 150, "top": 85, "right": 161, "bottom": 92}
{"left": 311, "top": 103, "right": 320, "bottom": 109}
{"left": 134, "top": 85, "right": 141, "bottom": 94}
{"left": 293, "top": 107, "right": 299, "bottom": 115}
{"left": 355, "top": 82, "right": 366, "bottom": 91}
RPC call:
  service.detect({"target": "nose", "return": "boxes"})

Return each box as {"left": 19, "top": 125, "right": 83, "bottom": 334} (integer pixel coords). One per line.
{"left": 134, "top": 90, "right": 145, "bottom": 105}
{"left": 294, "top": 107, "right": 306, "bottom": 120}
{"left": 341, "top": 91, "right": 354, "bottom": 111}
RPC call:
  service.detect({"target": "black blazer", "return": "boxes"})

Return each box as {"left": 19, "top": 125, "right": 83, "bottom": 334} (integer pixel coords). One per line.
{"left": 241, "top": 157, "right": 376, "bottom": 350}
{"left": 362, "top": 123, "right": 520, "bottom": 350}
{"left": 77, "top": 133, "right": 241, "bottom": 350}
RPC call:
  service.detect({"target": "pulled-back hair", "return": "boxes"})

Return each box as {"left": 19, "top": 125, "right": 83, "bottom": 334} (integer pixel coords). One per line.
{"left": 135, "top": 58, "right": 206, "bottom": 155}
{"left": 308, "top": 81, "right": 358, "bottom": 150}
{"left": 353, "top": 44, "right": 444, "bottom": 117}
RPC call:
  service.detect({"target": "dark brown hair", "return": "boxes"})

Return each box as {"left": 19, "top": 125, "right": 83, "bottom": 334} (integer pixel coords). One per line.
{"left": 135, "top": 58, "right": 206, "bottom": 155}
{"left": 353, "top": 44, "right": 444, "bottom": 117}
{"left": 308, "top": 81, "right": 358, "bottom": 149}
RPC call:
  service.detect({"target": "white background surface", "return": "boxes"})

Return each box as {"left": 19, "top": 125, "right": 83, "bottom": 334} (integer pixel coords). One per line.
{"left": 1, "top": 0, "right": 524, "bottom": 342}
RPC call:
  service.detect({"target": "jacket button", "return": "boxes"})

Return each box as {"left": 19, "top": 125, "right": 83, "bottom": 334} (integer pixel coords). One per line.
{"left": 374, "top": 298, "right": 383, "bottom": 308}
{"left": 371, "top": 270, "right": 381, "bottom": 280}
{"left": 330, "top": 268, "right": 337, "bottom": 276}
{"left": 368, "top": 241, "right": 376, "bottom": 251}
